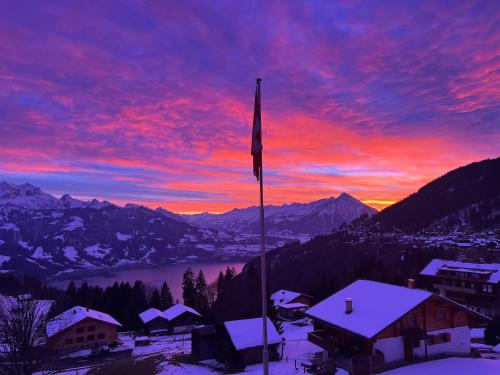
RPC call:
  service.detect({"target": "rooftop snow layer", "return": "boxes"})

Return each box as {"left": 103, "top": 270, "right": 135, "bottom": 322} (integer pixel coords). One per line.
{"left": 224, "top": 317, "right": 281, "bottom": 350}
{"left": 139, "top": 308, "right": 167, "bottom": 324}
{"left": 271, "top": 289, "right": 303, "bottom": 306}
{"left": 420, "top": 259, "right": 500, "bottom": 283}
{"left": 46, "top": 306, "right": 121, "bottom": 337}
{"left": 163, "top": 304, "right": 201, "bottom": 321}
{"left": 306, "top": 280, "right": 432, "bottom": 339}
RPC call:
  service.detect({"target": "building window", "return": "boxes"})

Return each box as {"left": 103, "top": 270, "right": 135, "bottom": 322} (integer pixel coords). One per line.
{"left": 435, "top": 310, "right": 446, "bottom": 321}
{"left": 427, "top": 332, "right": 451, "bottom": 345}
{"left": 457, "top": 272, "right": 467, "bottom": 278}
{"left": 97, "top": 333, "right": 105, "bottom": 340}
{"left": 482, "top": 284, "right": 493, "bottom": 293}
{"left": 87, "top": 335, "right": 95, "bottom": 342}
{"left": 76, "top": 336, "right": 84, "bottom": 343}
{"left": 64, "top": 338, "right": 74, "bottom": 345}
{"left": 471, "top": 273, "right": 480, "bottom": 279}
{"left": 87, "top": 325, "right": 96, "bottom": 332}
{"left": 76, "top": 327, "right": 84, "bottom": 334}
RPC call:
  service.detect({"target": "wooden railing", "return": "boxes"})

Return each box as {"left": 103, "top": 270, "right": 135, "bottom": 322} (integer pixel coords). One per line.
{"left": 308, "top": 330, "right": 337, "bottom": 352}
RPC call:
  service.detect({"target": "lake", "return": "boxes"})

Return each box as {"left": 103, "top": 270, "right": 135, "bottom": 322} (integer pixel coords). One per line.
{"left": 48, "top": 262, "right": 245, "bottom": 302}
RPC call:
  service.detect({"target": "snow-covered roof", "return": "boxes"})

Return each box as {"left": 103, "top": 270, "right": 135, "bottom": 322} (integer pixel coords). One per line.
{"left": 420, "top": 259, "right": 500, "bottom": 283}
{"left": 224, "top": 317, "right": 281, "bottom": 350}
{"left": 163, "top": 304, "right": 201, "bottom": 321}
{"left": 271, "top": 289, "right": 309, "bottom": 306}
{"left": 139, "top": 308, "right": 167, "bottom": 324}
{"left": 306, "top": 280, "right": 432, "bottom": 339}
{"left": 46, "top": 306, "right": 122, "bottom": 337}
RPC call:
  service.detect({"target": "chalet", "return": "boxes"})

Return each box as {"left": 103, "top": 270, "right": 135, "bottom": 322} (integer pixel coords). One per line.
{"left": 163, "top": 304, "right": 202, "bottom": 334}
{"left": 271, "top": 289, "right": 312, "bottom": 320}
{"left": 419, "top": 259, "right": 500, "bottom": 317}
{"left": 46, "top": 306, "right": 122, "bottom": 351}
{"left": 139, "top": 304, "right": 203, "bottom": 334}
{"left": 139, "top": 307, "right": 169, "bottom": 332}
{"left": 306, "top": 280, "right": 488, "bottom": 373}
{"left": 191, "top": 318, "right": 281, "bottom": 367}
{"left": 223, "top": 317, "right": 282, "bottom": 366}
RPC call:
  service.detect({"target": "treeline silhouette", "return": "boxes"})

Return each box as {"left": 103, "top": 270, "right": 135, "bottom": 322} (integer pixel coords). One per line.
{"left": 0, "top": 266, "right": 238, "bottom": 331}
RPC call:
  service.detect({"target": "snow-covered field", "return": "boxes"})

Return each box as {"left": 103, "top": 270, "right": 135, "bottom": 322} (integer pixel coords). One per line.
{"left": 44, "top": 321, "right": 500, "bottom": 375}
{"left": 381, "top": 357, "right": 500, "bottom": 374}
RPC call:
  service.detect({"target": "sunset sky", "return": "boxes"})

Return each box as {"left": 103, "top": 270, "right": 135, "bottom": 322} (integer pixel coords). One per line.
{"left": 0, "top": 1, "right": 499, "bottom": 213}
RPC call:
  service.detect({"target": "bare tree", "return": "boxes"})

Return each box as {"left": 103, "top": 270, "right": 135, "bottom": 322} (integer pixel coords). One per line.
{"left": 0, "top": 294, "right": 52, "bottom": 375}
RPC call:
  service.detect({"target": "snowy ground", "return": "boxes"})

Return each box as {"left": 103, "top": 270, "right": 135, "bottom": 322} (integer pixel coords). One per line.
{"left": 42, "top": 321, "right": 500, "bottom": 374}
{"left": 155, "top": 318, "right": 330, "bottom": 374}
{"left": 381, "top": 357, "right": 500, "bottom": 374}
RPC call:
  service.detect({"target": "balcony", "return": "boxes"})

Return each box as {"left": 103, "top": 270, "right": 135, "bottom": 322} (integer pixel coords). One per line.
{"left": 433, "top": 283, "right": 477, "bottom": 295}
{"left": 308, "top": 330, "right": 337, "bottom": 353}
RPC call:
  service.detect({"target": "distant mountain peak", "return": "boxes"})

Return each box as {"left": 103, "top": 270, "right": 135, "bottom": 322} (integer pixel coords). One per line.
{"left": 337, "top": 192, "right": 355, "bottom": 200}
{"left": 60, "top": 194, "right": 87, "bottom": 209}
{"left": 183, "top": 193, "right": 377, "bottom": 237}
{"left": 0, "top": 181, "right": 62, "bottom": 209}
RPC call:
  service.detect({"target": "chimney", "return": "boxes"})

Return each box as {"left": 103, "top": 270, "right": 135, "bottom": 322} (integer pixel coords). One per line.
{"left": 345, "top": 297, "right": 353, "bottom": 314}
{"left": 408, "top": 278, "right": 415, "bottom": 289}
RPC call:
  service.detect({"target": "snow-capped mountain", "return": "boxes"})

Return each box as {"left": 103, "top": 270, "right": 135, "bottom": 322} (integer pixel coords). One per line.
{"left": 0, "top": 182, "right": 376, "bottom": 277}
{"left": 182, "top": 192, "right": 377, "bottom": 237}
{"left": 0, "top": 182, "right": 63, "bottom": 209}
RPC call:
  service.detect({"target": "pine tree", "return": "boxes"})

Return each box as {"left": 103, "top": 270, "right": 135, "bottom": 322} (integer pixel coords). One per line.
{"left": 150, "top": 288, "right": 161, "bottom": 309}
{"left": 224, "top": 266, "right": 236, "bottom": 282}
{"left": 216, "top": 271, "right": 225, "bottom": 298}
{"left": 182, "top": 268, "right": 196, "bottom": 307}
{"left": 124, "top": 280, "right": 148, "bottom": 330}
{"left": 195, "top": 270, "right": 209, "bottom": 314}
{"left": 160, "top": 281, "right": 173, "bottom": 310}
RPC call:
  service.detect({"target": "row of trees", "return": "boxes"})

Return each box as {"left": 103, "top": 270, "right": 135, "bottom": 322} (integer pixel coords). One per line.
{"left": 60, "top": 279, "right": 174, "bottom": 331}
{"left": 57, "top": 266, "right": 238, "bottom": 330}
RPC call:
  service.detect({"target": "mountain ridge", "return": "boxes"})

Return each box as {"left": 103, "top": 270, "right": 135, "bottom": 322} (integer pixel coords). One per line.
{"left": 0, "top": 182, "right": 375, "bottom": 277}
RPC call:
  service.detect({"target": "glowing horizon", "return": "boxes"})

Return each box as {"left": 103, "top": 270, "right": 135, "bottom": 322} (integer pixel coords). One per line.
{"left": 1, "top": 1, "right": 499, "bottom": 213}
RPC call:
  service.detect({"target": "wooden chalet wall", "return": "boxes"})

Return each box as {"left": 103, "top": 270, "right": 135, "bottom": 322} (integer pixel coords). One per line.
{"left": 375, "top": 296, "right": 472, "bottom": 340}
{"left": 48, "top": 317, "right": 118, "bottom": 351}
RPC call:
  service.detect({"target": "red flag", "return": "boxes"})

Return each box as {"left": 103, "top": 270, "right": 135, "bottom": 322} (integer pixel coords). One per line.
{"left": 251, "top": 79, "right": 263, "bottom": 180}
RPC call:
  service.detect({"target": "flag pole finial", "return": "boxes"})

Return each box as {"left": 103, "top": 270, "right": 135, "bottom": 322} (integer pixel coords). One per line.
{"left": 256, "top": 78, "right": 262, "bottom": 84}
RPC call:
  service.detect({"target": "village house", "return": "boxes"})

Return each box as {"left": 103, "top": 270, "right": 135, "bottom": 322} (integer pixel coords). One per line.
{"left": 419, "top": 259, "right": 500, "bottom": 317}
{"left": 306, "top": 279, "right": 488, "bottom": 373}
{"left": 191, "top": 317, "right": 281, "bottom": 367}
{"left": 46, "top": 306, "right": 122, "bottom": 352}
{"left": 271, "top": 289, "right": 313, "bottom": 320}
{"left": 138, "top": 303, "right": 202, "bottom": 335}
{"left": 223, "top": 317, "right": 282, "bottom": 366}
{"left": 164, "top": 303, "right": 202, "bottom": 334}
{"left": 139, "top": 307, "right": 169, "bottom": 332}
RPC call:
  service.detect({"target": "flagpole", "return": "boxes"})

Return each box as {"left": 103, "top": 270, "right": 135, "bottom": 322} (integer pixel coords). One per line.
{"left": 256, "top": 78, "right": 269, "bottom": 375}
